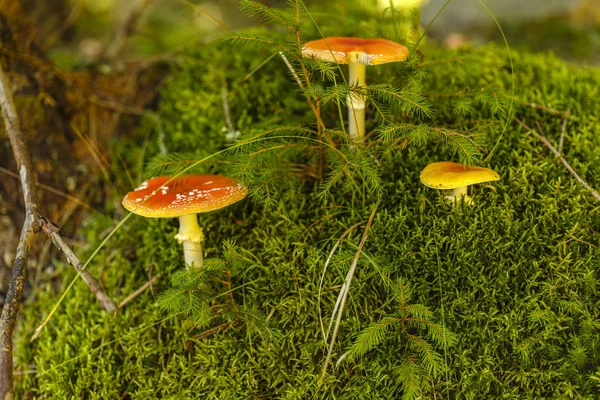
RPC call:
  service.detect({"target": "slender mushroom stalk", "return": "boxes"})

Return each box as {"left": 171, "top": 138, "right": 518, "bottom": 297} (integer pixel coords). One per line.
{"left": 122, "top": 174, "right": 247, "bottom": 269}
{"left": 447, "top": 185, "right": 473, "bottom": 205}
{"left": 420, "top": 161, "right": 500, "bottom": 206}
{"left": 302, "top": 37, "right": 409, "bottom": 143}
{"left": 347, "top": 61, "right": 366, "bottom": 140}
{"left": 175, "top": 214, "right": 205, "bottom": 268}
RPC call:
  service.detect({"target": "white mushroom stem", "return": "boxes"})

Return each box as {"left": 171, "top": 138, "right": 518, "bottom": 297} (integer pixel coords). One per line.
{"left": 175, "top": 214, "right": 204, "bottom": 268}
{"left": 446, "top": 186, "right": 473, "bottom": 205}
{"left": 347, "top": 62, "right": 366, "bottom": 142}
{"left": 453, "top": 185, "right": 467, "bottom": 199}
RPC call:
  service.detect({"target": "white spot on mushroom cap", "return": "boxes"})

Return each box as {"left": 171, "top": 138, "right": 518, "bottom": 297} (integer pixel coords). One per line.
{"left": 135, "top": 180, "right": 149, "bottom": 191}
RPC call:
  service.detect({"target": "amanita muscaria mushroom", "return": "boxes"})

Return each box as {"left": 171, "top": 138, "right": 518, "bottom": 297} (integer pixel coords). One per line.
{"left": 302, "top": 37, "right": 409, "bottom": 142}
{"left": 122, "top": 174, "right": 247, "bottom": 268}
{"left": 420, "top": 161, "right": 500, "bottom": 205}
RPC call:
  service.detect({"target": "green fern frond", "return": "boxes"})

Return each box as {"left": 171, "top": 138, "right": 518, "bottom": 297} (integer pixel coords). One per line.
{"left": 156, "top": 287, "right": 209, "bottom": 319}
{"left": 316, "top": 148, "right": 384, "bottom": 201}
{"left": 302, "top": 57, "right": 340, "bottom": 82}
{"left": 404, "top": 304, "right": 433, "bottom": 320}
{"left": 169, "top": 260, "right": 227, "bottom": 287}
{"left": 378, "top": 123, "right": 434, "bottom": 145}
{"left": 319, "top": 84, "right": 351, "bottom": 106}
{"left": 391, "top": 277, "right": 414, "bottom": 305}
{"left": 222, "top": 32, "right": 284, "bottom": 51}
{"left": 368, "top": 98, "right": 392, "bottom": 124}
{"left": 434, "top": 127, "right": 485, "bottom": 164}
{"left": 239, "top": 0, "right": 295, "bottom": 32}
{"left": 453, "top": 98, "right": 475, "bottom": 116}
{"left": 368, "top": 83, "right": 434, "bottom": 119}
{"left": 345, "top": 316, "right": 399, "bottom": 361}
{"left": 145, "top": 151, "right": 209, "bottom": 177}
{"left": 237, "top": 305, "right": 280, "bottom": 344}
{"left": 405, "top": 333, "right": 445, "bottom": 376}
{"left": 397, "top": 355, "right": 424, "bottom": 400}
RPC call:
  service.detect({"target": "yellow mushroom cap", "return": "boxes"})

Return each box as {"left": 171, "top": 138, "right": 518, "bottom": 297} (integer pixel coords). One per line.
{"left": 420, "top": 161, "right": 500, "bottom": 189}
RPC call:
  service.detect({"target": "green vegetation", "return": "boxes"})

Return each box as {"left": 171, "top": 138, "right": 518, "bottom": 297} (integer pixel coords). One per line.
{"left": 15, "top": 1, "right": 600, "bottom": 398}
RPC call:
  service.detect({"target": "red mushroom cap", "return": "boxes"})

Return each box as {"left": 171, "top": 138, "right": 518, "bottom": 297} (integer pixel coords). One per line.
{"left": 122, "top": 174, "right": 247, "bottom": 218}
{"left": 302, "top": 37, "right": 409, "bottom": 65}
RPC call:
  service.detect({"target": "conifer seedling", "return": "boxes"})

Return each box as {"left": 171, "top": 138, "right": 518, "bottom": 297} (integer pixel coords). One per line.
{"left": 122, "top": 174, "right": 247, "bottom": 268}
{"left": 302, "top": 37, "right": 409, "bottom": 142}
{"left": 420, "top": 161, "right": 500, "bottom": 205}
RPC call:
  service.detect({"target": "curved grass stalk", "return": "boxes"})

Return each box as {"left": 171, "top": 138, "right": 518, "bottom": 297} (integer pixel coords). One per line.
{"left": 480, "top": 0, "right": 515, "bottom": 162}
{"left": 317, "top": 221, "right": 365, "bottom": 342}
{"left": 318, "top": 204, "right": 378, "bottom": 386}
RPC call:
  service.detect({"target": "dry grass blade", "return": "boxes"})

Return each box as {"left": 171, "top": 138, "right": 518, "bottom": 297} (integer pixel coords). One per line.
{"left": 317, "top": 221, "right": 365, "bottom": 342}
{"left": 318, "top": 204, "right": 378, "bottom": 385}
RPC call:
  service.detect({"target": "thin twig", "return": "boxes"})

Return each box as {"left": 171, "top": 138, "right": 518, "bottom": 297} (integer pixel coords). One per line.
{"left": 516, "top": 118, "right": 600, "bottom": 202}
{"left": 192, "top": 321, "right": 233, "bottom": 341}
{"left": 558, "top": 110, "right": 570, "bottom": 156}
{"left": 40, "top": 218, "right": 117, "bottom": 314}
{"left": 0, "top": 63, "right": 117, "bottom": 397}
{"left": 538, "top": 134, "right": 600, "bottom": 202}
{"left": 0, "top": 62, "right": 42, "bottom": 399}
{"left": 89, "top": 95, "right": 145, "bottom": 115}
{"left": 118, "top": 274, "right": 161, "bottom": 308}
{"left": 522, "top": 101, "right": 570, "bottom": 118}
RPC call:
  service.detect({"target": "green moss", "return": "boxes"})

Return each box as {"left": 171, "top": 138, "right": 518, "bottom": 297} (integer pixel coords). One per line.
{"left": 15, "top": 27, "right": 600, "bottom": 400}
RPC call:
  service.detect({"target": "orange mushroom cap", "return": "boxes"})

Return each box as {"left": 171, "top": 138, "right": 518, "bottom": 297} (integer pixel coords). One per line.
{"left": 122, "top": 174, "right": 247, "bottom": 218}
{"left": 302, "top": 36, "right": 409, "bottom": 65}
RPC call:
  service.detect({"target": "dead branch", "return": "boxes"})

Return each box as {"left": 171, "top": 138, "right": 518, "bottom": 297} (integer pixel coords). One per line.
{"left": 192, "top": 321, "right": 233, "bottom": 341}
{"left": 515, "top": 118, "right": 600, "bottom": 203}
{"left": 40, "top": 218, "right": 116, "bottom": 314}
{"left": 0, "top": 63, "right": 116, "bottom": 397}
{"left": 118, "top": 274, "right": 161, "bottom": 308}
{"left": 0, "top": 62, "right": 42, "bottom": 400}
{"left": 520, "top": 100, "right": 571, "bottom": 118}
{"left": 537, "top": 134, "right": 600, "bottom": 202}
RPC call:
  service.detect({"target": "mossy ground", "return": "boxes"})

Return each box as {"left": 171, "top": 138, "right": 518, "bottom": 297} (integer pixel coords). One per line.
{"left": 14, "top": 31, "right": 600, "bottom": 399}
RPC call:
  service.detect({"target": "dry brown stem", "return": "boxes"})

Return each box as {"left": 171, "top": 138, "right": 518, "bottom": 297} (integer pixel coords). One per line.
{"left": 40, "top": 218, "right": 117, "bottom": 314}
{"left": 515, "top": 118, "right": 600, "bottom": 203}
{"left": 0, "top": 63, "right": 116, "bottom": 398}
{"left": 118, "top": 274, "right": 161, "bottom": 308}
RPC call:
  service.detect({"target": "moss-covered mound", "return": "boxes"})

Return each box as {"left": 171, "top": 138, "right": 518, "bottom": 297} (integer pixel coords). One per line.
{"left": 15, "top": 34, "right": 600, "bottom": 399}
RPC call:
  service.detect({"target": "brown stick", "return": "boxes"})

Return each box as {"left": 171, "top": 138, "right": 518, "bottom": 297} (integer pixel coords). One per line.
{"left": 118, "top": 274, "right": 161, "bottom": 308}
{"left": 0, "top": 63, "right": 116, "bottom": 397}
{"left": 192, "top": 321, "right": 233, "bottom": 341}
{"left": 518, "top": 100, "right": 571, "bottom": 118}
{"left": 40, "top": 219, "right": 117, "bottom": 314}
{"left": 516, "top": 118, "right": 600, "bottom": 203}
{"left": 0, "top": 62, "right": 42, "bottom": 400}
{"left": 537, "top": 133, "right": 600, "bottom": 202}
